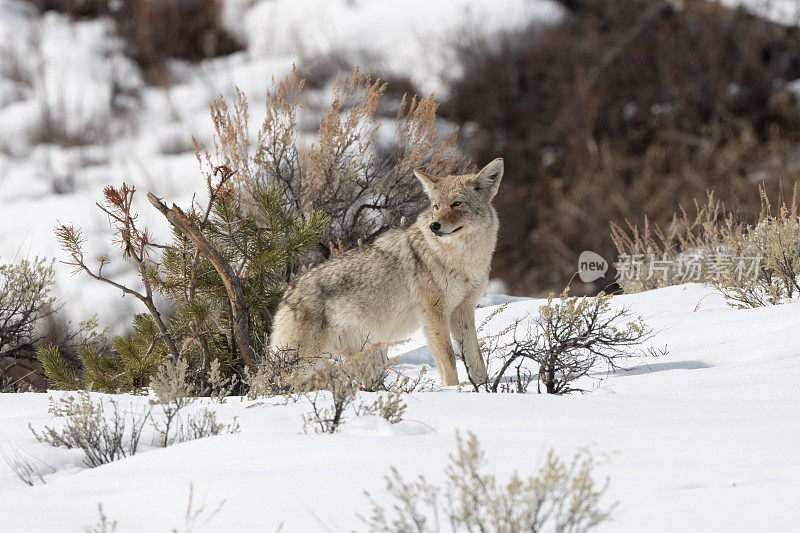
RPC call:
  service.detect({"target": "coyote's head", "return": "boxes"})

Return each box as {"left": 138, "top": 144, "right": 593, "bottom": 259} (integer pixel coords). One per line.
{"left": 414, "top": 158, "right": 504, "bottom": 238}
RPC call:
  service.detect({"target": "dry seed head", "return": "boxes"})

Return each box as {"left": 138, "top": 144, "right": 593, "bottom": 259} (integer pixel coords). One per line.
{"left": 103, "top": 185, "right": 125, "bottom": 209}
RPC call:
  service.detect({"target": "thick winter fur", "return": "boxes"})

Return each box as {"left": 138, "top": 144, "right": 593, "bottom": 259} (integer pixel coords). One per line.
{"left": 269, "top": 158, "right": 504, "bottom": 386}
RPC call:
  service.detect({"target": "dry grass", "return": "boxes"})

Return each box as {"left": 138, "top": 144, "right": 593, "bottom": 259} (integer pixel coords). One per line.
{"left": 611, "top": 181, "right": 800, "bottom": 307}
{"left": 610, "top": 192, "right": 743, "bottom": 292}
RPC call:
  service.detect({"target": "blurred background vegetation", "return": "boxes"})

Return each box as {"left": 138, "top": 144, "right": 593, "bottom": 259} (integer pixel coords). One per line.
{"left": 3, "top": 0, "right": 800, "bottom": 388}
{"left": 446, "top": 0, "right": 800, "bottom": 295}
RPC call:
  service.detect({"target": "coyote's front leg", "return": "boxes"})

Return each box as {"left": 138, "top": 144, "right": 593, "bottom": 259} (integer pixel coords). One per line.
{"left": 451, "top": 298, "right": 488, "bottom": 385}
{"left": 420, "top": 303, "right": 459, "bottom": 386}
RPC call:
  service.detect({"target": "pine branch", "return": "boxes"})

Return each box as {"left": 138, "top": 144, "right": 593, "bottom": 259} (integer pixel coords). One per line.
{"left": 147, "top": 192, "right": 256, "bottom": 368}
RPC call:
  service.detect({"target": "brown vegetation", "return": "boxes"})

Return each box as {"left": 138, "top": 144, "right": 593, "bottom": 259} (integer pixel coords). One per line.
{"left": 612, "top": 183, "right": 800, "bottom": 307}
{"left": 446, "top": 0, "right": 800, "bottom": 295}
{"left": 218, "top": 67, "right": 471, "bottom": 257}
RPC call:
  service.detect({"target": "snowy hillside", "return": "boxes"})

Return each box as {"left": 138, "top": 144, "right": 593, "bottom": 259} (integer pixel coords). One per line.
{"left": 0, "top": 0, "right": 563, "bottom": 330}
{"left": 1, "top": 0, "right": 797, "bottom": 329}
{"left": 1, "top": 284, "right": 798, "bottom": 531}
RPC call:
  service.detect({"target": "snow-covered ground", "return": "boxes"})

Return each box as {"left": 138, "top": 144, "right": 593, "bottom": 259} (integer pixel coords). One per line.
{"left": 1, "top": 284, "right": 798, "bottom": 531}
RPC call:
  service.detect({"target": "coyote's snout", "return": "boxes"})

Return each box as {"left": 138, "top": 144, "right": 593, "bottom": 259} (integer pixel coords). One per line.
{"left": 269, "top": 158, "right": 505, "bottom": 386}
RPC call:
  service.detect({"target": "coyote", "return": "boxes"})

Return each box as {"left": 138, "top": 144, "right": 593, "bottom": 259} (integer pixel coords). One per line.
{"left": 269, "top": 158, "right": 504, "bottom": 385}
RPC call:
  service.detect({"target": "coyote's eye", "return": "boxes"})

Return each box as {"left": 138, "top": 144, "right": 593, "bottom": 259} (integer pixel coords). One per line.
{"left": 433, "top": 205, "right": 439, "bottom": 211}
{"left": 451, "top": 201, "right": 462, "bottom": 207}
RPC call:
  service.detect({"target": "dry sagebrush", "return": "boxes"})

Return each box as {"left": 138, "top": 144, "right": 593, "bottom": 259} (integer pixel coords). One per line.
{"left": 210, "top": 66, "right": 471, "bottom": 256}
{"left": 711, "top": 186, "right": 800, "bottom": 307}
{"left": 612, "top": 184, "right": 800, "bottom": 308}
{"left": 361, "top": 432, "right": 614, "bottom": 533}
{"left": 29, "top": 391, "right": 149, "bottom": 467}
{"left": 299, "top": 346, "right": 407, "bottom": 434}
{"left": 475, "top": 292, "right": 653, "bottom": 394}
{"left": 0, "top": 257, "right": 57, "bottom": 391}
{"left": 30, "top": 383, "right": 239, "bottom": 467}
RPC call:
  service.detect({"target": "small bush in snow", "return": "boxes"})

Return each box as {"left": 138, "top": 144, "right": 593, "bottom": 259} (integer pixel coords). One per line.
{"left": 476, "top": 291, "right": 651, "bottom": 394}
{"left": 150, "top": 357, "right": 195, "bottom": 406}
{"left": 244, "top": 347, "right": 313, "bottom": 399}
{"left": 301, "top": 347, "right": 406, "bottom": 433}
{"left": 30, "top": 388, "right": 239, "bottom": 465}
{"left": 149, "top": 358, "right": 240, "bottom": 447}
{"left": 356, "top": 387, "right": 407, "bottom": 425}
{"left": 0, "top": 257, "right": 57, "bottom": 392}
{"left": 29, "top": 391, "right": 149, "bottom": 467}
{"left": 84, "top": 503, "right": 117, "bottom": 533}
{"left": 301, "top": 358, "right": 362, "bottom": 434}
{"left": 149, "top": 385, "right": 240, "bottom": 448}
{"left": 711, "top": 192, "right": 800, "bottom": 307}
{"left": 151, "top": 401, "right": 239, "bottom": 448}
{"left": 388, "top": 366, "right": 436, "bottom": 394}
{"left": 361, "top": 431, "right": 614, "bottom": 533}
{"left": 206, "top": 358, "right": 237, "bottom": 403}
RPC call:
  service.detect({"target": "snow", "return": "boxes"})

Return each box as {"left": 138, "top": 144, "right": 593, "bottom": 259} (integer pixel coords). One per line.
{"left": 1, "top": 284, "right": 799, "bottom": 531}
{"left": 2, "top": 2, "right": 800, "bottom": 529}
{"left": 718, "top": 0, "right": 800, "bottom": 25}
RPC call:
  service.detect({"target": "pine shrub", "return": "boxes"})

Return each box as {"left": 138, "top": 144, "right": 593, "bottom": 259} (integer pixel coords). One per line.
{"left": 45, "top": 160, "right": 325, "bottom": 394}
{"left": 42, "top": 67, "right": 463, "bottom": 395}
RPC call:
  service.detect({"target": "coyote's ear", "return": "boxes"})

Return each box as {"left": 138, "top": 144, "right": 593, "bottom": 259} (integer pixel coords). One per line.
{"left": 473, "top": 158, "right": 504, "bottom": 197}
{"left": 414, "top": 169, "right": 440, "bottom": 196}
